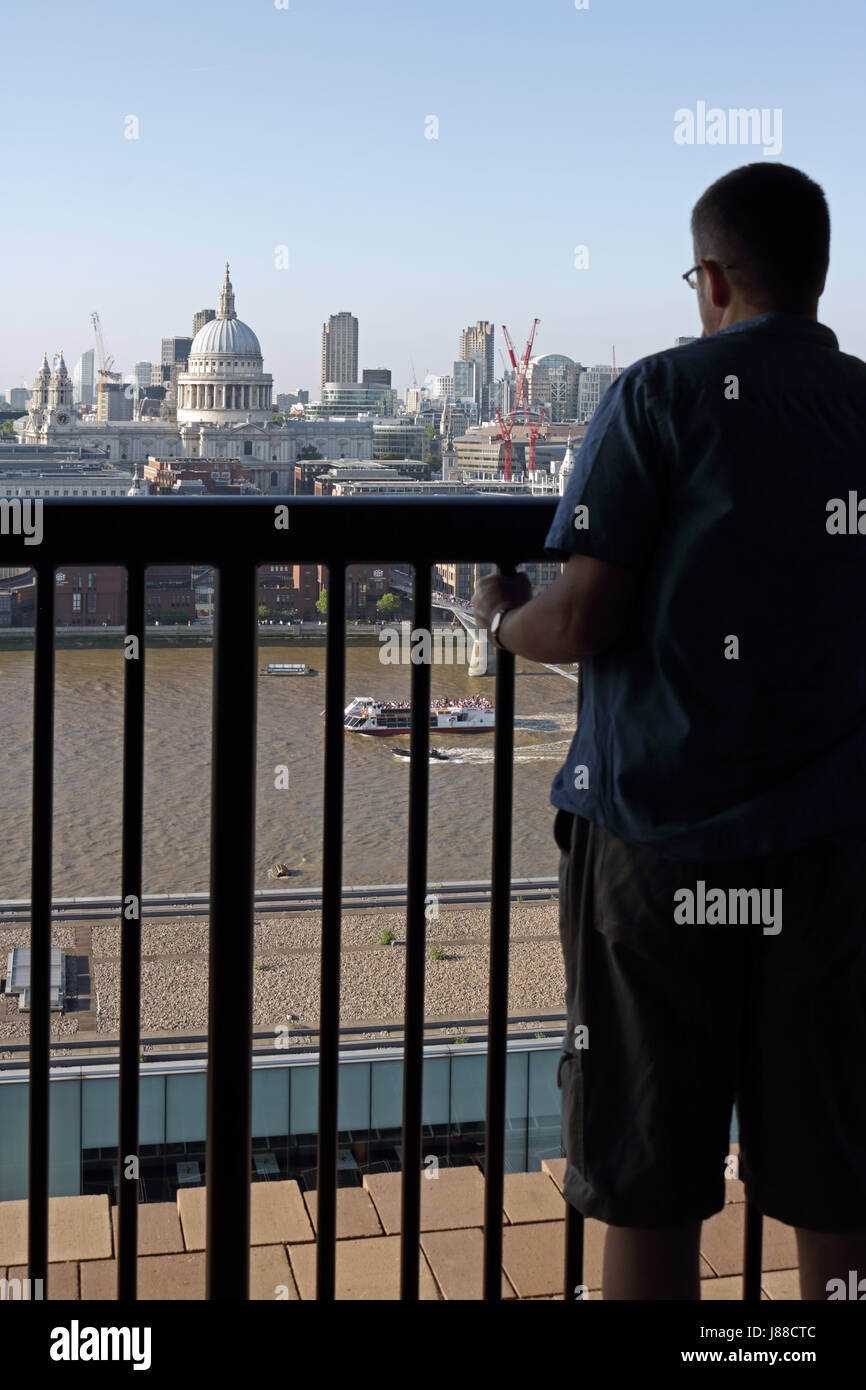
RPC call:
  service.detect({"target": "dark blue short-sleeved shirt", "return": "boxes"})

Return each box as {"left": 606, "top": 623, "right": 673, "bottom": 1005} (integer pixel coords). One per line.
{"left": 544, "top": 312, "right": 866, "bottom": 859}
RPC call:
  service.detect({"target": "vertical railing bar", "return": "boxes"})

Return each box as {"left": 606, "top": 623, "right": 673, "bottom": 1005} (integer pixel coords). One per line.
{"left": 564, "top": 661, "right": 585, "bottom": 1298}
{"left": 28, "top": 564, "right": 55, "bottom": 1296}
{"left": 564, "top": 1205, "right": 585, "bottom": 1300}
{"left": 482, "top": 561, "right": 516, "bottom": 1300}
{"left": 205, "top": 562, "right": 257, "bottom": 1299}
{"left": 117, "top": 564, "right": 145, "bottom": 1301}
{"left": 400, "top": 562, "right": 431, "bottom": 1299}
{"left": 316, "top": 560, "right": 346, "bottom": 1301}
{"left": 743, "top": 1201, "right": 764, "bottom": 1302}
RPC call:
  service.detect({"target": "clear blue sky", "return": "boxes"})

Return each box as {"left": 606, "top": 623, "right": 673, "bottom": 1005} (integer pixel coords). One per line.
{"left": 2, "top": 0, "right": 865, "bottom": 396}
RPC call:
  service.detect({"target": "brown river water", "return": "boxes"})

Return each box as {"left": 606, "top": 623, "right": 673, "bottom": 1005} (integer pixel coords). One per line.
{"left": 0, "top": 646, "right": 578, "bottom": 899}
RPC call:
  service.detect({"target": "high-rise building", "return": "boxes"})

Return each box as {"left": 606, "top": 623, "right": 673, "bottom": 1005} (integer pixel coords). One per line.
{"left": 157, "top": 337, "right": 192, "bottom": 387}
{"left": 453, "top": 359, "right": 477, "bottom": 401}
{"left": 73, "top": 349, "right": 95, "bottom": 408}
{"left": 7, "top": 387, "right": 29, "bottom": 411}
{"left": 525, "top": 354, "right": 581, "bottom": 422}
{"left": 577, "top": 365, "right": 615, "bottom": 422}
{"left": 430, "top": 375, "right": 454, "bottom": 400}
{"left": 459, "top": 321, "right": 494, "bottom": 417}
{"left": 161, "top": 337, "right": 192, "bottom": 369}
{"left": 132, "top": 361, "right": 153, "bottom": 390}
{"left": 194, "top": 309, "right": 216, "bottom": 335}
{"left": 296, "top": 388, "right": 309, "bottom": 405}
{"left": 362, "top": 367, "right": 391, "bottom": 387}
{"left": 321, "top": 312, "right": 358, "bottom": 392}
{"left": 97, "top": 380, "right": 134, "bottom": 422}
{"left": 491, "top": 372, "right": 514, "bottom": 416}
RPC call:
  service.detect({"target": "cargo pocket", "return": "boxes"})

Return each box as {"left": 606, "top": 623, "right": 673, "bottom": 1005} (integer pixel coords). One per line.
{"left": 557, "top": 1049, "right": 585, "bottom": 1177}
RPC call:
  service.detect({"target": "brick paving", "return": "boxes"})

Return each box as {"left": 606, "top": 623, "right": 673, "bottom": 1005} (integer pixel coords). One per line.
{"left": 0, "top": 1157, "right": 799, "bottom": 1300}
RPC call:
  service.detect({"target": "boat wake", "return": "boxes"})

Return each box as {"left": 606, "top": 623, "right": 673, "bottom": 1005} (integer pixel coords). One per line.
{"left": 392, "top": 738, "right": 572, "bottom": 765}
{"left": 514, "top": 712, "right": 575, "bottom": 734}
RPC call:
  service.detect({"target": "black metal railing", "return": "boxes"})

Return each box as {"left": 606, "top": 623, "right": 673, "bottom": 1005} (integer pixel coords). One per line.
{"left": 1, "top": 495, "right": 763, "bottom": 1300}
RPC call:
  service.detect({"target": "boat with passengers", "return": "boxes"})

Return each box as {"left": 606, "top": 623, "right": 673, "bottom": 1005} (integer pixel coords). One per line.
{"left": 331, "top": 695, "right": 495, "bottom": 735}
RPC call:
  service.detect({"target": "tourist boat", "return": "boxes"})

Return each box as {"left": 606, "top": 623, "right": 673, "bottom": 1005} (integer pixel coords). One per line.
{"left": 333, "top": 696, "right": 494, "bottom": 735}
{"left": 262, "top": 662, "right": 317, "bottom": 676}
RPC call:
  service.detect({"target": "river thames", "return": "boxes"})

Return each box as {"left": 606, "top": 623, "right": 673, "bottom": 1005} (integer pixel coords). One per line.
{"left": 0, "top": 644, "right": 578, "bottom": 900}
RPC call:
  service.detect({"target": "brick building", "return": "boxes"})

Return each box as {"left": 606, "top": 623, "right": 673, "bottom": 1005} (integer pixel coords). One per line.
{"left": 142, "top": 456, "right": 256, "bottom": 494}
{"left": 54, "top": 568, "right": 125, "bottom": 626}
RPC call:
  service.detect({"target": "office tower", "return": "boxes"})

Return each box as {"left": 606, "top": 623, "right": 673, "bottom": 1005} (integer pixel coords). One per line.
{"left": 453, "top": 359, "right": 477, "bottom": 401}
{"left": 458, "top": 321, "right": 494, "bottom": 417}
{"left": 132, "top": 361, "right": 153, "bottom": 390}
{"left": 525, "top": 354, "right": 581, "bottom": 422}
{"left": 321, "top": 312, "right": 358, "bottom": 392}
{"left": 430, "top": 375, "right": 455, "bottom": 400}
{"left": 161, "top": 336, "right": 192, "bottom": 368}
{"left": 7, "top": 387, "right": 29, "bottom": 410}
{"left": 362, "top": 367, "right": 391, "bottom": 387}
{"left": 296, "top": 388, "right": 309, "bottom": 405}
{"left": 97, "top": 380, "right": 134, "bottom": 421}
{"left": 193, "top": 309, "right": 216, "bottom": 335}
{"left": 577, "top": 365, "right": 615, "bottom": 422}
{"left": 159, "top": 336, "right": 192, "bottom": 386}
{"left": 73, "top": 349, "right": 96, "bottom": 408}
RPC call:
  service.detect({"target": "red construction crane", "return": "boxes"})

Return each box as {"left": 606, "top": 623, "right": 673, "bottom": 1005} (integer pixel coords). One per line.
{"left": 492, "top": 319, "right": 547, "bottom": 478}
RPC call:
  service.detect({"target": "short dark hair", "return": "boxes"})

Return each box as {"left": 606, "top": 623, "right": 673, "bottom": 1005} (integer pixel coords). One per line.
{"left": 691, "top": 163, "right": 830, "bottom": 312}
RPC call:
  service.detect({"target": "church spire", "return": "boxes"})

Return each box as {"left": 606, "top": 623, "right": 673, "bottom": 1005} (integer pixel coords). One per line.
{"left": 218, "top": 263, "right": 237, "bottom": 319}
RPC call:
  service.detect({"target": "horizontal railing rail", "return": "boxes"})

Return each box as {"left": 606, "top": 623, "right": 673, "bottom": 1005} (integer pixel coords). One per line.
{"left": 0, "top": 1013, "right": 571, "bottom": 1070}
{"left": 0, "top": 495, "right": 762, "bottom": 1301}
{"left": 0, "top": 876, "right": 559, "bottom": 922}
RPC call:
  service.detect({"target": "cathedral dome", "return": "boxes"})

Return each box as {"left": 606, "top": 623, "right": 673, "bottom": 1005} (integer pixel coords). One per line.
{"left": 176, "top": 264, "right": 273, "bottom": 427}
{"left": 189, "top": 316, "right": 261, "bottom": 358}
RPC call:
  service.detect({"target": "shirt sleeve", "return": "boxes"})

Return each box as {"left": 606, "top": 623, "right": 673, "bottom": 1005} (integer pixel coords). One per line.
{"left": 544, "top": 364, "right": 665, "bottom": 572}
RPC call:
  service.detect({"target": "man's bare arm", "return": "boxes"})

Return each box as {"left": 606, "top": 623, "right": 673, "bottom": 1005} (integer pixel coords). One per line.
{"left": 472, "top": 554, "right": 638, "bottom": 664}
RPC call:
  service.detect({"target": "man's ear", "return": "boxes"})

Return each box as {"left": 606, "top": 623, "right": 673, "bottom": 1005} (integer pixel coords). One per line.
{"left": 702, "top": 259, "right": 731, "bottom": 309}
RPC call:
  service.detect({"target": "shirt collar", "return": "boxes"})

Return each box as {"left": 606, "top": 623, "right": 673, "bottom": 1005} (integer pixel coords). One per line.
{"left": 710, "top": 312, "right": 838, "bottom": 350}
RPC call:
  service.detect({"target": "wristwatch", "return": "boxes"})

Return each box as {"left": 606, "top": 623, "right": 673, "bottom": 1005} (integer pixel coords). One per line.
{"left": 488, "top": 605, "right": 513, "bottom": 651}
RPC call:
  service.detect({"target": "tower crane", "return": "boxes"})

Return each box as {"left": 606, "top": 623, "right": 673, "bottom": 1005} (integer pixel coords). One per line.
{"left": 90, "top": 311, "right": 121, "bottom": 385}
{"left": 492, "top": 318, "right": 547, "bottom": 479}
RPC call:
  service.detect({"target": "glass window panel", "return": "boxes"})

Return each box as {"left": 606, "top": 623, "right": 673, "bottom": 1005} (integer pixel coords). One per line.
{"left": 139, "top": 1075, "right": 165, "bottom": 1147}
{"left": 0, "top": 1080, "right": 30, "bottom": 1201}
{"left": 370, "top": 1059, "right": 402, "bottom": 1131}
{"left": 50, "top": 1079, "right": 81, "bottom": 1197}
{"left": 166, "top": 1072, "right": 206, "bottom": 1143}
{"left": 422, "top": 1056, "right": 450, "bottom": 1128}
{"left": 253, "top": 1066, "right": 289, "bottom": 1139}
{"left": 82, "top": 1077, "right": 119, "bottom": 1150}
{"left": 289, "top": 1064, "right": 318, "bottom": 1138}
{"left": 338, "top": 1061, "right": 371, "bottom": 1134}
{"left": 450, "top": 1052, "right": 486, "bottom": 1126}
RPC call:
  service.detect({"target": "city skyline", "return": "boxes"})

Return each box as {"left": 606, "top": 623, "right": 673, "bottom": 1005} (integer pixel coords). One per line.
{"left": 3, "top": 0, "right": 865, "bottom": 392}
